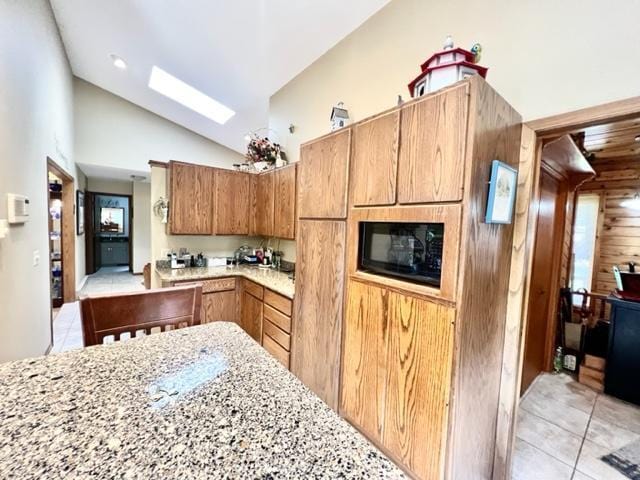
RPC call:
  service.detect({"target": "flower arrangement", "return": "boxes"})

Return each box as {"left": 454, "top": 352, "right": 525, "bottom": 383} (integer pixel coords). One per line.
{"left": 246, "top": 135, "right": 285, "bottom": 171}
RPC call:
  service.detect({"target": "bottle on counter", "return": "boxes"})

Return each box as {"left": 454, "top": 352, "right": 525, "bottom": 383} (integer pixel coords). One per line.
{"left": 553, "top": 346, "right": 563, "bottom": 373}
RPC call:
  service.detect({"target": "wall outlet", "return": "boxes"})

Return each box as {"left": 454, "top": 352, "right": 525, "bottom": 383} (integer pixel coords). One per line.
{"left": 33, "top": 250, "right": 40, "bottom": 267}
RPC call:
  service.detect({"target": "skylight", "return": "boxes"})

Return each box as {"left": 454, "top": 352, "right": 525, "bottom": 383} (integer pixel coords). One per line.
{"left": 148, "top": 66, "right": 235, "bottom": 125}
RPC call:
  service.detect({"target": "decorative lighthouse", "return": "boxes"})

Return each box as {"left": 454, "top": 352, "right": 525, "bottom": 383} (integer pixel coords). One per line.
{"left": 408, "top": 36, "right": 488, "bottom": 98}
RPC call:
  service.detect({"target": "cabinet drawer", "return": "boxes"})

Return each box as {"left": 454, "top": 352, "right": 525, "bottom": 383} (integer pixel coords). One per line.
{"left": 263, "top": 334, "right": 290, "bottom": 369}
{"left": 264, "top": 289, "right": 292, "bottom": 316}
{"left": 263, "top": 319, "right": 290, "bottom": 351}
{"left": 264, "top": 304, "right": 291, "bottom": 334}
{"left": 244, "top": 279, "right": 263, "bottom": 300}
{"left": 179, "top": 277, "right": 236, "bottom": 294}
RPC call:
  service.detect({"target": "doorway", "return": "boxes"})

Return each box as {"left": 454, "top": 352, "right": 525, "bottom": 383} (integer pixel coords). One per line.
{"left": 46, "top": 158, "right": 76, "bottom": 311}
{"left": 85, "top": 191, "right": 133, "bottom": 275}
{"left": 495, "top": 97, "right": 640, "bottom": 479}
{"left": 520, "top": 168, "right": 567, "bottom": 393}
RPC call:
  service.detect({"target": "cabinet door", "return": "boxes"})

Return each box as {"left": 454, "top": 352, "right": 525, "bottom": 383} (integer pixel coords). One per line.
{"left": 169, "top": 161, "right": 215, "bottom": 234}
{"left": 351, "top": 110, "right": 400, "bottom": 206}
{"left": 341, "top": 281, "right": 389, "bottom": 443}
{"left": 298, "top": 129, "right": 350, "bottom": 219}
{"left": 397, "top": 83, "right": 468, "bottom": 204}
{"left": 241, "top": 291, "right": 263, "bottom": 343}
{"left": 291, "top": 220, "right": 346, "bottom": 410}
{"left": 273, "top": 164, "right": 296, "bottom": 239}
{"left": 248, "top": 174, "right": 258, "bottom": 236}
{"left": 255, "top": 172, "right": 274, "bottom": 236}
{"left": 214, "top": 170, "right": 249, "bottom": 235}
{"left": 382, "top": 291, "right": 454, "bottom": 480}
{"left": 202, "top": 290, "right": 237, "bottom": 323}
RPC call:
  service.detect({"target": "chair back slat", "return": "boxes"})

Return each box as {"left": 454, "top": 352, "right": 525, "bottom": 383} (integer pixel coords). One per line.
{"left": 81, "top": 285, "right": 202, "bottom": 347}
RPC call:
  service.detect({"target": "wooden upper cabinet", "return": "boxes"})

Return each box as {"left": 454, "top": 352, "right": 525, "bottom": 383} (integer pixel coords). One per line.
{"left": 254, "top": 172, "right": 275, "bottom": 236}
{"left": 273, "top": 164, "right": 296, "bottom": 239}
{"left": 351, "top": 110, "right": 400, "bottom": 206}
{"left": 248, "top": 173, "right": 258, "bottom": 236}
{"left": 298, "top": 129, "right": 350, "bottom": 219}
{"left": 214, "top": 170, "right": 249, "bottom": 235}
{"left": 168, "top": 161, "right": 215, "bottom": 235}
{"left": 398, "top": 83, "right": 469, "bottom": 204}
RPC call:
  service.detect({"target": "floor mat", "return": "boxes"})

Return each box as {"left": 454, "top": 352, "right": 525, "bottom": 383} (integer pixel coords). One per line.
{"left": 603, "top": 439, "right": 640, "bottom": 480}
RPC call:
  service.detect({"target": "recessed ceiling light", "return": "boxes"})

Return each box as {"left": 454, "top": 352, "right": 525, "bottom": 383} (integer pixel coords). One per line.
{"left": 110, "top": 54, "right": 127, "bottom": 70}
{"left": 148, "top": 66, "right": 235, "bottom": 125}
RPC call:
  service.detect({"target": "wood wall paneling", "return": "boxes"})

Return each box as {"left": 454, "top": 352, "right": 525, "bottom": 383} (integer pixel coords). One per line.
{"left": 351, "top": 110, "right": 400, "bottom": 206}
{"left": 292, "top": 220, "right": 346, "bottom": 409}
{"left": 214, "top": 170, "right": 249, "bottom": 235}
{"left": 580, "top": 159, "right": 640, "bottom": 293}
{"left": 298, "top": 129, "right": 351, "bottom": 219}
{"left": 273, "top": 164, "right": 297, "bottom": 239}
{"left": 448, "top": 77, "right": 522, "bottom": 480}
{"left": 169, "top": 161, "right": 215, "bottom": 235}
{"left": 255, "top": 172, "right": 275, "bottom": 237}
{"left": 398, "top": 83, "right": 468, "bottom": 204}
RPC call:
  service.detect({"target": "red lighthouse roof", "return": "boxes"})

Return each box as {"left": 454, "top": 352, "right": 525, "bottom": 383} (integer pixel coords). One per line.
{"left": 407, "top": 41, "right": 488, "bottom": 96}
{"left": 420, "top": 47, "right": 476, "bottom": 71}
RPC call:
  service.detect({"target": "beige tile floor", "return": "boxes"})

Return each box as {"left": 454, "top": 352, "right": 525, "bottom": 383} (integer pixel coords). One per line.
{"left": 513, "top": 372, "right": 640, "bottom": 480}
{"left": 51, "top": 266, "right": 144, "bottom": 353}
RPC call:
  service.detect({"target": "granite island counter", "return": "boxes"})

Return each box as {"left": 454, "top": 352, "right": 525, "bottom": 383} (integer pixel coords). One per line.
{"left": 156, "top": 265, "right": 295, "bottom": 299}
{"left": 0, "top": 322, "right": 403, "bottom": 479}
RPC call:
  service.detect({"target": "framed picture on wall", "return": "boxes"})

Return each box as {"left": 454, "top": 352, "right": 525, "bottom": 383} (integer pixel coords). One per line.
{"left": 485, "top": 160, "right": 517, "bottom": 224}
{"left": 76, "top": 190, "right": 85, "bottom": 235}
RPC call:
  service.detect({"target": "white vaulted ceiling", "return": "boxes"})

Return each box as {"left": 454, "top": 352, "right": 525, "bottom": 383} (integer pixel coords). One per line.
{"left": 50, "top": 0, "right": 390, "bottom": 153}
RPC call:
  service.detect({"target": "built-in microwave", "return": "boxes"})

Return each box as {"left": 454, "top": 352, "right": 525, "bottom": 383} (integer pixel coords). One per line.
{"left": 358, "top": 221, "right": 444, "bottom": 287}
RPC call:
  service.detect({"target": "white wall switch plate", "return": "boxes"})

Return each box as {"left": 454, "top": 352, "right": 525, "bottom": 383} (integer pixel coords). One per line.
{"left": 33, "top": 250, "right": 40, "bottom": 267}
{"left": 0, "top": 219, "right": 8, "bottom": 239}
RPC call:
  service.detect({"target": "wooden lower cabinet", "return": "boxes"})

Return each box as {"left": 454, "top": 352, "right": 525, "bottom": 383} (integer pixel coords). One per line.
{"left": 340, "top": 280, "right": 455, "bottom": 480}
{"left": 240, "top": 290, "right": 263, "bottom": 343}
{"left": 202, "top": 290, "right": 237, "bottom": 323}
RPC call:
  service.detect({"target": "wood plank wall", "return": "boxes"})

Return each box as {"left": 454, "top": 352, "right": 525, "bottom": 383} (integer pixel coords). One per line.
{"left": 579, "top": 157, "right": 640, "bottom": 293}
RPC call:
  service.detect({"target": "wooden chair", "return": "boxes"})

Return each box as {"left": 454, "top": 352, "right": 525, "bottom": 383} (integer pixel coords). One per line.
{"left": 80, "top": 284, "right": 202, "bottom": 347}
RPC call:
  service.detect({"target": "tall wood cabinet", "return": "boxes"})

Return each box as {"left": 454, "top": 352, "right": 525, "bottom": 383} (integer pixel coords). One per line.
{"left": 294, "top": 77, "right": 522, "bottom": 480}
{"left": 292, "top": 129, "right": 351, "bottom": 411}
{"left": 291, "top": 219, "right": 346, "bottom": 409}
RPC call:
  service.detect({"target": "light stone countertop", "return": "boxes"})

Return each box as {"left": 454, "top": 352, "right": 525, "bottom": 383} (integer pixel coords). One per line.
{"left": 0, "top": 322, "right": 404, "bottom": 479}
{"left": 156, "top": 265, "right": 295, "bottom": 299}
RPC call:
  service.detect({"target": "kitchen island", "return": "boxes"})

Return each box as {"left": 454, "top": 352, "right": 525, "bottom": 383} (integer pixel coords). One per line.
{"left": 0, "top": 322, "right": 403, "bottom": 479}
